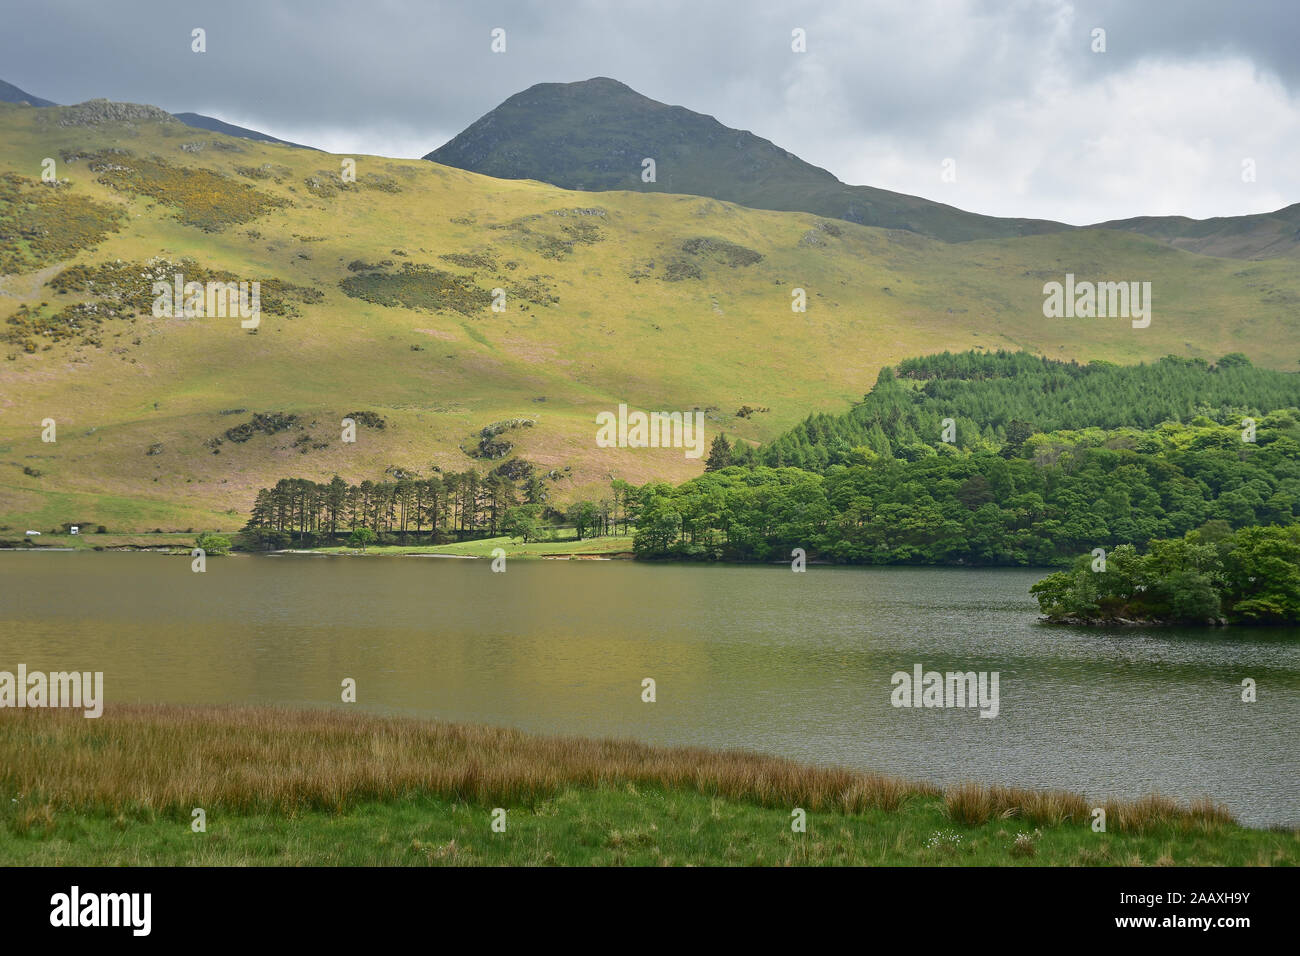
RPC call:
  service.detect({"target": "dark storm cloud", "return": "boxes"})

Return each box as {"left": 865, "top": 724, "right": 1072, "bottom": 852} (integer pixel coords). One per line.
{"left": 1, "top": 0, "right": 1297, "bottom": 220}
{"left": 1074, "top": 0, "right": 1300, "bottom": 85}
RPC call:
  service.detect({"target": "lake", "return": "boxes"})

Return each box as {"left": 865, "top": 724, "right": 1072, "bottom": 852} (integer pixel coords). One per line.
{"left": 1, "top": 551, "right": 1296, "bottom": 827}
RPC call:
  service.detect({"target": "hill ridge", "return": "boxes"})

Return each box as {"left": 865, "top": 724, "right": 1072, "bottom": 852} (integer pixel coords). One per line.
{"left": 428, "top": 76, "right": 1299, "bottom": 258}
{"left": 426, "top": 77, "right": 1068, "bottom": 244}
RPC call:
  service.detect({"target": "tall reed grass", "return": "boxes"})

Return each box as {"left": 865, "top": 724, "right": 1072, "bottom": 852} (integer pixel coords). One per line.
{"left": 0, "top": 705, "right": 1233, "bottom": 834}
{"left": 942, "top": 781, "right": 1233, "bottom": 834}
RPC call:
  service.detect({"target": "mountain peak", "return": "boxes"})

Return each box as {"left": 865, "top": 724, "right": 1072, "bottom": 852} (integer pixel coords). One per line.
{"left": 495, "top": 76, "right": 671, "bottom": 116}
{"left": 559, "top": 76, "right": 637, "bottom": 91}
{"left": 0, "top": 78, "right": 57, "bottom": 108}
{"left": 425, "top": 77, "right": 1065, "bottom": 242}
{"left": 521, "top": 77, "right": 644, "bottom": 97}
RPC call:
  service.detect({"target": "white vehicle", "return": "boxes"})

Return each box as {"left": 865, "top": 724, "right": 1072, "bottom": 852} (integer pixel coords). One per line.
{"left": 25, "top": 530, "right": 40, "bottom": 536}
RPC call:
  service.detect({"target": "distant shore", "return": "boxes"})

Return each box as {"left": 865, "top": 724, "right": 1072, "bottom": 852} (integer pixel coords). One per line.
{"left": 0, "top": 531, "right": 636, "bottom": 560}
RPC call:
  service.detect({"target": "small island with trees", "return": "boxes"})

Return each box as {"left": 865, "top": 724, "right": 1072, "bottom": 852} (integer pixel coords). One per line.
{"left": 1032, "top": 525, "right": 1300, "bottom": 625}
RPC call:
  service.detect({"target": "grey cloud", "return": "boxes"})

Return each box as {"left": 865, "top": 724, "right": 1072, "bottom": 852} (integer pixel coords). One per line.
{"left": 1, "top": 0, "right": 1296, "bottom": 220}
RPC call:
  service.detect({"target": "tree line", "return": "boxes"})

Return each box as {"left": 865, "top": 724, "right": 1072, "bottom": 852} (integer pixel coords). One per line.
{"left": 241, "top": 471, "right": 636, "bottom": 548}
{"left": 734, "top": 350, "right": 1300, "bottom": 472}
{"left": 631, "top": 414, "right": 1300, "bottom": 565}
{"left": 241, "top": 350, "right": 1300, "bottom": 568}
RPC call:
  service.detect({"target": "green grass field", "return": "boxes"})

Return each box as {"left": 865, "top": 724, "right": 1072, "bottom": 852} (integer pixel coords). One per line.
{"left": 3, "top": 530, "right": 632, "bottom": 557}
{"left": 4, "top": 100, "right": 1300, "bottom": 532}
{"left": 8, "top": 786, "right": 1297, "bottom": 867}
{"left": 1, "top": 705, "right": 1293, "bottom": 866}
{"left": 308, "top": 533, "right": 634, "bottom": 558}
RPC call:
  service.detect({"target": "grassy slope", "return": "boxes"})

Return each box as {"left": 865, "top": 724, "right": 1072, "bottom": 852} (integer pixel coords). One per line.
{"left": 1097, "top": 203, "right": 1300, "bottom": 259}
{"left": 1, "top": 705, "right": 1292, "bottom": 866}
{"left": 3, "top": 102, "right": 1300, "bottom": 532}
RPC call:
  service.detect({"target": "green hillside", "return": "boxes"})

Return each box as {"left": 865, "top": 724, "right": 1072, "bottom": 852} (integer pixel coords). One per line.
{"left": 3, "top": 98, "right": 1300, "bottom": 533}
{"left": 1097, "top": 204, "right": 1300, "bottom": 260}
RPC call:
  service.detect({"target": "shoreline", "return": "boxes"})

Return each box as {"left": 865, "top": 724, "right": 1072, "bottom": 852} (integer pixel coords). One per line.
{"left": 2, "top": 703, "right": 1291, "bottom": 866}
{"left": 1041, "top": 615, "right": 1229, "bottom": 627}
{"left": 1, "top": 542, "right": 1059, "bottom": 568}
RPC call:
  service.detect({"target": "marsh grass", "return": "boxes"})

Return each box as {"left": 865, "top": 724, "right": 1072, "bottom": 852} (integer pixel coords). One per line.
{"left": 2, "top": 706, "right": 1293, "bottom": 866}
{"left": 0, "top": 705, "right": 938, "bottom": 820}
{"left": 943, "top": 781, "right": 1232, "bottom": 835}
{"left": 0, "top": 705, "right": 1232, "bottom": 839}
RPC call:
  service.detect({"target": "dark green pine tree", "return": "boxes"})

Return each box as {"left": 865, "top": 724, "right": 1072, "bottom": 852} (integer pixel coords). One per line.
{"left": 705, "top": 433, "right": 733, "bottom": 471}
{"left": 524, "top": 473, "right": 547, "bottom": 505}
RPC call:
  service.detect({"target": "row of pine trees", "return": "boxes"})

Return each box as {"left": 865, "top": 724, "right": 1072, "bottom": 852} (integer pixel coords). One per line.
{"left": 734, "top": 351, "right": 1300, "bottom": 471}
{"left": 244, "top": 472, "right": 637, "bottom": 545}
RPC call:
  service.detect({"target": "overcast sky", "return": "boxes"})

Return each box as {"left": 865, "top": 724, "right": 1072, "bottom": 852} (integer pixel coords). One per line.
{"left": 3, "top": 0, "right": 1297, "bottom": 225}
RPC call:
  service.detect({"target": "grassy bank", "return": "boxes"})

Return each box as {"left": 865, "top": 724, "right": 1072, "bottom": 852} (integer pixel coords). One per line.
{"left": 0, "top": 531, "right": 634, "bottom": 558}
{"left": 0, "top": 531, "right": 196, "bottom": 551}
{"left": 305, "top": 533, "right": 635, "bottom": 558}
{"left": 0, "top": 706, "right": 1294, "bottom": 866}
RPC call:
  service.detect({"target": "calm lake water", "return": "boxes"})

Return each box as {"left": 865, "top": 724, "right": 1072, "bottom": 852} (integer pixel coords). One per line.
{"left": 1, "top": 552, "right": 1296, "bottom": 827}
